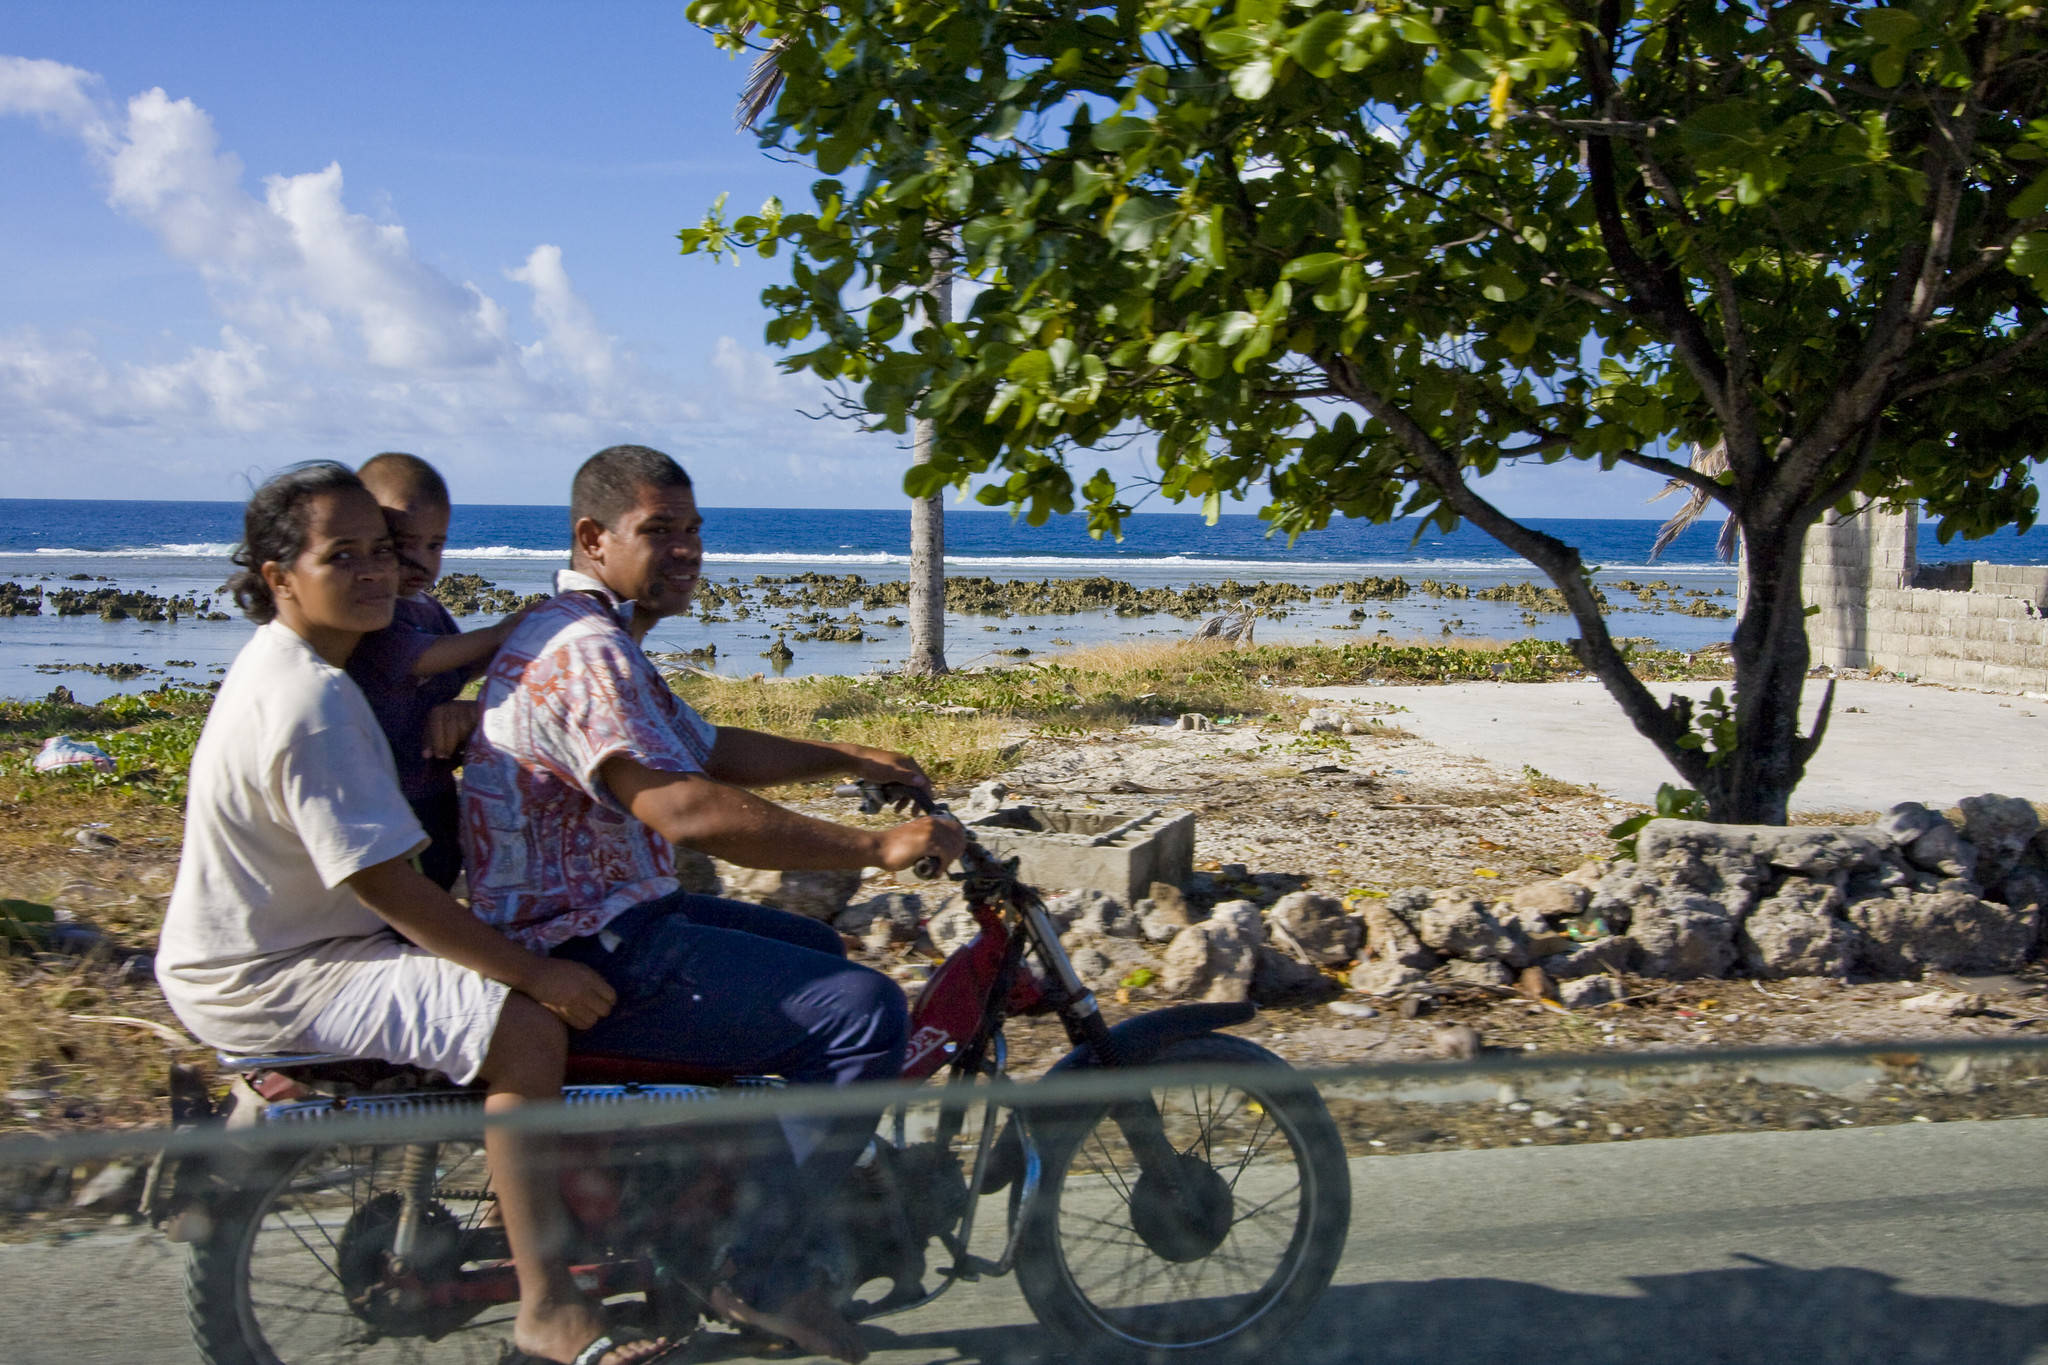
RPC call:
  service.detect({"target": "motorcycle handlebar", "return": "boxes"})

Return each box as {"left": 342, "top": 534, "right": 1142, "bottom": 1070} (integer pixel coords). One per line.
{"left": 833, "top": 781, "right": 950, "bottom": 879}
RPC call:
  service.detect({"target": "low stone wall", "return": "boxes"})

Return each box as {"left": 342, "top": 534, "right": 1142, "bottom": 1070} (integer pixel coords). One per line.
{"left": 687, "top": 793, "right": 2047, "bottom": 1012}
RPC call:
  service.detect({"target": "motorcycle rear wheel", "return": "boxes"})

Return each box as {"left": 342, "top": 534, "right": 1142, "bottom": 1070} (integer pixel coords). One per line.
{"left": 1013, "top": 1034, "right": 1351, "bottom": 1365}
{"left": 186, "top": 1140, "right": 511, "bottom": 1365}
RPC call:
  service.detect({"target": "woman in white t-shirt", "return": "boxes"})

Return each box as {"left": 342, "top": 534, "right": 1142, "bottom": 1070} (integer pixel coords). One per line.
{"left": 156, "top": 462, "right": 673, "bottom": 1365}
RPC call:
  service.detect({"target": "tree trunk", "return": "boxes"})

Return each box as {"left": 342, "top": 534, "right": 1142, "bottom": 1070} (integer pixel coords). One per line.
{"left": 1694, "top": 516, "right": 1830, "bottom": 824}
{"left": 903, "top": 255, "right": 952, "bottom": 677}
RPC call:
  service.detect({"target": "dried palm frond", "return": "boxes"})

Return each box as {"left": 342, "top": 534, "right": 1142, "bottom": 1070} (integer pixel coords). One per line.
{"left": 1193, "top": 609, "right": 1258, "bottom": 645}
{"left": 1650, "top": 438, "right": 1739, "bottom": 561}
{"left": 737, "top": 30, "right": 793, "bottom": 129}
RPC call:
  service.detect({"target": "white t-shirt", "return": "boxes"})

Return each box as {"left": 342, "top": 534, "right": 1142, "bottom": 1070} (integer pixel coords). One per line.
{"left": 156, "top": 622, "right": 428, "bottom": 1053}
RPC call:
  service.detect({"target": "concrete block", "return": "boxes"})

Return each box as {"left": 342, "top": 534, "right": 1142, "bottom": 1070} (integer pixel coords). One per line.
{"left": 1922, "top": 655, "right": 1958, "bottom": 682}
{"left": 964, "top": 803, "right": 1195, "bottom": 903}
{"left": 1983, "top": 663, "right": 2022, "bottom": 690}
{"left": 1978, "top": 596, "right": 2018, "bottom": 619}
{"left": 1956, "top": 659, "right": 1989, "bottom": 686}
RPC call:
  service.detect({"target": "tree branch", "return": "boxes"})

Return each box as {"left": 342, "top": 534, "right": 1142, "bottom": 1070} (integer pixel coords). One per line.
{"left": 1575, "top": 11, "right": 1747, "bottom": 482}
{"left": 1893, "top": 317, "right": 2048, "bottom": 403}
{"left": 1610, "top": 446, "right": 1734, "bottom": 500}
{"left": 1322, "top": 350, "right": 1707, "bottom": 785}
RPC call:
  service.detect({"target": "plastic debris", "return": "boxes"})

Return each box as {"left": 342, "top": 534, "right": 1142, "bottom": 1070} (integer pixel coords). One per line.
{"left": 33, "top": 735, "right": 115, "bottom": 774}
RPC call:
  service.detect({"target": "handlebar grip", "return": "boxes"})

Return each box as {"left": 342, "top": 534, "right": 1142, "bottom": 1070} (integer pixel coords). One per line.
{"left": 912, "top": 855, "right": 944, "bottom": 881}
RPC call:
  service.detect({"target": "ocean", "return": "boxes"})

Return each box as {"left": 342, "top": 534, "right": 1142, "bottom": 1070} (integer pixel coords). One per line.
{"left": 4, "top": 499, "right": 2043, "bottom": 703}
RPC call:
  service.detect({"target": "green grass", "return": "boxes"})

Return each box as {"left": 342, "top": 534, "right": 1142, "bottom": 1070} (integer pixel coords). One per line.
{"left": 1, "top": 687, "right": 213, "bottom": 807}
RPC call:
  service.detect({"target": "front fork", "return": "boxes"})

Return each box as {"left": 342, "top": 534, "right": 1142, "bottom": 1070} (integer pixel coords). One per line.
{"left": 1018, "top": 895, "right": 1186, "bottom": 1179}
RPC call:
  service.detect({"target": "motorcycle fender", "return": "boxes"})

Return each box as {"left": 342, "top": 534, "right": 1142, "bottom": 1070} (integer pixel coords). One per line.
{"left": 1045, "top": 1001, "right": 1259, "bottom": 1074}
{"left": 978, "top": 1002, "right": 1257, "bottom": 1195}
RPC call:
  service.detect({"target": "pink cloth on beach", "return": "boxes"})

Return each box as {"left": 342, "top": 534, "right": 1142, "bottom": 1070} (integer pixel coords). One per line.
{"left": 461, "top": 582, "right": 717, "bottom": 950}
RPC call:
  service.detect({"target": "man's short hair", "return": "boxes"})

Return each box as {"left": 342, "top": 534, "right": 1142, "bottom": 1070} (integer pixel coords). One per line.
{"left": 358, "top": 452, "right": 450, "bottom": 510}
{"left": 571, "top": 445, "right": 693, "bottom": 530}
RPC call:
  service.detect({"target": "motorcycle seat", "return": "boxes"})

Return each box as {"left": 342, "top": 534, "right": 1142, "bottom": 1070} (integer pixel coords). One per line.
{"left": 220, "top": 1049, "right": 771, "bottom": 1092}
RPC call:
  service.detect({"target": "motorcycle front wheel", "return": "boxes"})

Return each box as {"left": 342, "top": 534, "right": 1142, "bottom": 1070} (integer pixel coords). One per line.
{"left": 186, "top": 1139, "right": 510, "bottom": 1365}
{"left": 1013, "top": 1033, "right": 1351, "bottom": 1365}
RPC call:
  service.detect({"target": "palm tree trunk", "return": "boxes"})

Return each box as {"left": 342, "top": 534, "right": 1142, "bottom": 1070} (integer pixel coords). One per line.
{"left": 904, "top": 254, "right": 951, "bottom": 676}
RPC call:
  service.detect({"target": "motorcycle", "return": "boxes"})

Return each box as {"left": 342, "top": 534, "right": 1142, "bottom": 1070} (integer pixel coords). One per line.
{"left": 156, "top": 782, "right": 1351, "bottom": 1364}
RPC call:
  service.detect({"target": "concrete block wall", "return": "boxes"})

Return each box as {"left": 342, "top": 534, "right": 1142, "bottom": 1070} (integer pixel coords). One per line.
{"left": 1801, "top": 504, "right": 2048, "bottom": 691}
{"left": 1803, "top": 504, "right": 1917, "bottom": 671}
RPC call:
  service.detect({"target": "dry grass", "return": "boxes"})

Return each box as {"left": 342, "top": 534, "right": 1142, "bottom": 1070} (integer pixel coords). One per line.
{"left": 1041, "top": 637, "right": 1245, "bottom": 673}
{"left": 675, "top": 674, "right": 1017, "bottom": 790}
{"left": 0, "top": 959, "right": 199, "bottom": 1133}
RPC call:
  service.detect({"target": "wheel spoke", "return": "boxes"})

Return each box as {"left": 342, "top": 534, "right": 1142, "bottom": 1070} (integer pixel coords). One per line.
{"left": 1021, "top": 1046, "right": 1347, "bottom": 1357}
{"left": 193, "top": 1140, "right": 514, "bottom": 1365}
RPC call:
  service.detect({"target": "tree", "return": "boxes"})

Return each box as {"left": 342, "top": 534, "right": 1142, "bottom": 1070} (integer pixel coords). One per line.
{"left": 737, "top": 39, "right": 951, "bottom": 675}
{"left": 683, "top": 0, "right": 2048, "bottom": 823}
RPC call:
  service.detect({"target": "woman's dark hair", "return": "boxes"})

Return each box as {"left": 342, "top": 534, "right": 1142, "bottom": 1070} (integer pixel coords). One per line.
{"left": 228, "top": 461, "right": 369, "bottom": 624}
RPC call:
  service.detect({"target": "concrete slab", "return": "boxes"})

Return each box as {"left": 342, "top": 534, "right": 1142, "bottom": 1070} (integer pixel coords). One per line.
{"left": 1288, "top": 678, "right": 2048, "bottom": 814}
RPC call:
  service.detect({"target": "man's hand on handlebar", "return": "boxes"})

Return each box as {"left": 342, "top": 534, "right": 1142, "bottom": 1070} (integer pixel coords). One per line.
{"left": 875, "top": 812, "right": 967, "bottom": 875}
{"left": 522, "top": 957, "right": 617, "bottom": 1031}
{"left": 842, "top": 745, "right": 934, "bottom": 802}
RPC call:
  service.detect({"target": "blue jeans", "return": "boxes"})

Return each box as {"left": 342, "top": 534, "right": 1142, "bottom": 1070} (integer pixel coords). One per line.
{"left": 552, "top": 891, "right": 908, "bottom": 1307}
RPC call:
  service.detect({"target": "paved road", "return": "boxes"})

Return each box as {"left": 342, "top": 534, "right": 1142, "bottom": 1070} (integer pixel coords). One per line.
{"left": 9, "top": 1117, "right": 2048, "bottom": 1365}
{"left": 1290, "top": 678, "right": 2048, "bottom": 812}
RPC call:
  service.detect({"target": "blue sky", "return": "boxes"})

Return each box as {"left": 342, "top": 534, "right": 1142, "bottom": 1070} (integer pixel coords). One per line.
{"left": 1, "top": 1, "right": 1680, "bottom": 516}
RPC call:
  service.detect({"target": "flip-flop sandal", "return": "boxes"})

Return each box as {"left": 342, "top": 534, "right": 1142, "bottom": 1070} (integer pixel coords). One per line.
{"left": 499, "top": 1332, "right": 685, "bottom": 1365}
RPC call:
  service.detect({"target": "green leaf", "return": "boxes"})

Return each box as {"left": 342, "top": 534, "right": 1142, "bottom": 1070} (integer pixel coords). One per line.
{"left": 1871, "top": 47, "right": 1905, "bottom": 88}
{"left": 903, "top": 463, "right": 952, "bottom": 499}
{"left": 1105, "top": 196, "right": 1177, "bottom": 252}
{"left": 1090, "top": 116, "right": 1153, "bottom": 153}
{"left": 2007, "top": 233, "right": 2048, "bottom": 294}
{"left": 1215, "top": 311, "right": 1258, "bottom": 346}
{"left": 1288, "top": 11, "right": 1352, "bottom": 78}
{"left": 1396, "top": 16, "right": 1441, "bottom": 46}
{"left": 1281, "top": 252, "right": 1348, "bottom": 283}
{"left": 1202, "top": 25, "right": 1261, "bottom": 60}
{"left": 1423, "top": 50, "right": 1492, "bottom": 107}
{"left": 1858, "top": 9, "right": 1921, "bottom": 45}
{"left": 1147, "top": 331, "right": 1187, "bottom": 365}
{"left": 0, "top": 898, "right": 54, "bottom": 925}
{"left": 1060, "top": 162, "right": 1113, "bottom": 212}
{"left": 2011, "top": 171, "right": 2048, "bottom": 221}
{"left": 1230, "top": 57, "right": 1276, "bottom": 101}
{"left": 1480, "top": 267, "right": 1528, "bottom": 302}
{"left": 1006, "top": 349, "right": 1053, "bottom": 382}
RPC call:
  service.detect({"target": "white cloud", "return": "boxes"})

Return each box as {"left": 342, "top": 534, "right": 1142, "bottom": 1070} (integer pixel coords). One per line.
{"left": 0, "top": 56, "right": 795, "bottom": 479}
{"left": 0, "top": 55, "right": 953, "bottom": 505}
{"left": 0, "top": 56, "right": 112, "bottom": 146}
{"left": 710, "top": 334, "right": 819, "bottom": 409}
{"left": 509, "top": 244, "right": 616, "bottom": 390}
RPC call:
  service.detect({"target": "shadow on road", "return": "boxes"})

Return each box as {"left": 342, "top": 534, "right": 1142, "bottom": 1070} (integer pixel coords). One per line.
{"left": 843, "top": 1260, "right": 2048, "bottom": 1364}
